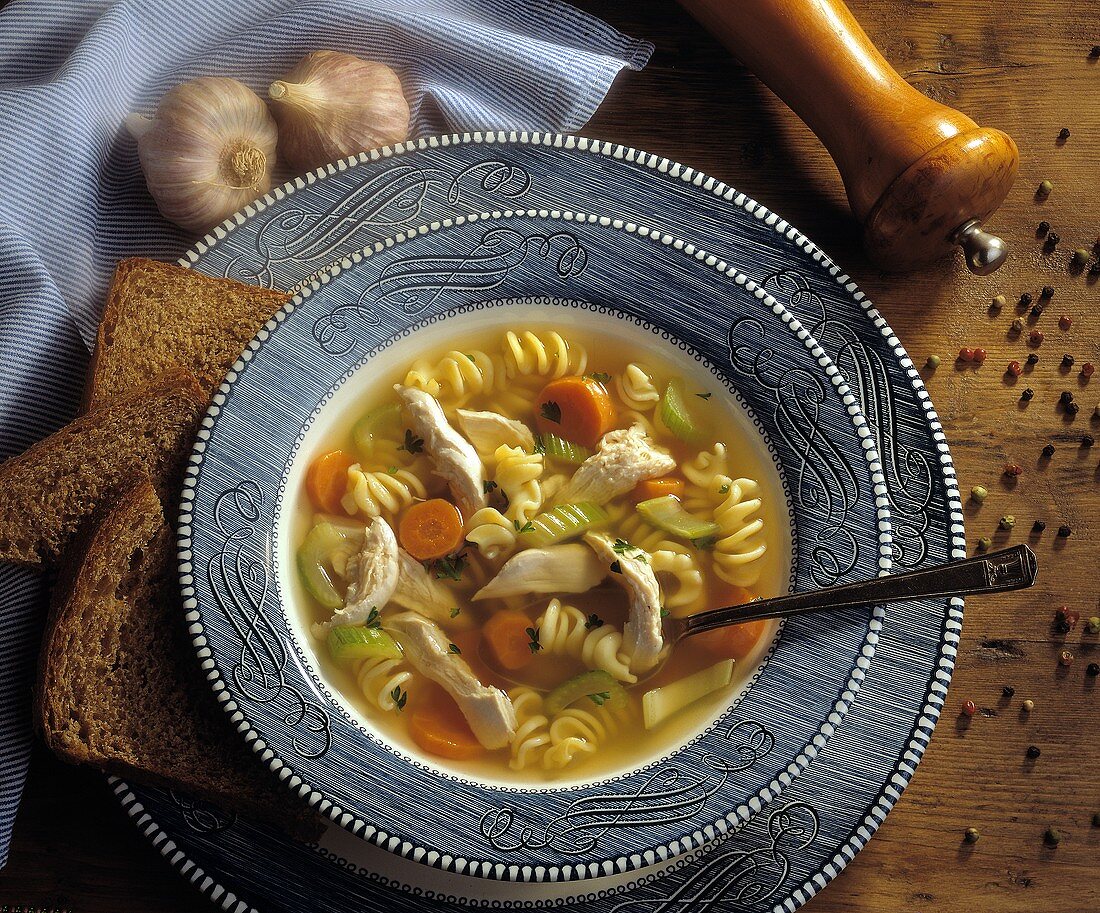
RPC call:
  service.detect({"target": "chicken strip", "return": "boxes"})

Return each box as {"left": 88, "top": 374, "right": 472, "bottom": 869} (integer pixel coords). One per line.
{"left": 387, "top": 612, "right": 517, "bottom": 750}
{"left": 455, "top": 408, "right": 535, "bottom": 455}
{"left": 554, "top": 425, "right": 675, "bottom": 506}
{"left": 391, "top": 549, "right": 472, "bottom": 628}
{"left": 472, "top": 543, "right": 607, "bottom": 601}
{"left": 395, "top": 384, "right": 486, "bottom": 516}
{"left": 311, "top": 518, "right": 398, "bottom": 636}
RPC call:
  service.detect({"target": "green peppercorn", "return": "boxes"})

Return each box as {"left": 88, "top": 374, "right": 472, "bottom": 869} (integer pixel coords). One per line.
{"left": 991, "top": 294, "right": 1006, "bottom": 311}
{"left": 1086, "top": 616, "right": 1100, "bottom": 635}
{"left": 926, "top": 354, "right": 941, "bottom": 368}
{"left": 1072, "top": 248, "right": 1090, "bottom": 266}
{"left": 964, "top": 827, "right": 981, "bottom": 843}
{"left": 1038, "top": 180, "right": 1054, "bottom": 196}
{"left": 971, "top": 485, "right": 988, "bottom": 503}
{"left": 977, "top": 536, "right": 992, "bottom": 551}
{"left": 999, "top": 515, "right": 1016, "bottom": 530}
{"left": 1043, "top": 827, "right": 1061, "bottom": 847}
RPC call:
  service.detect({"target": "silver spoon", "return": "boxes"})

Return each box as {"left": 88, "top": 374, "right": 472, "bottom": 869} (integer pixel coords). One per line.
{"left": 484, "top": 545, "right": 1037, "bottom": 687}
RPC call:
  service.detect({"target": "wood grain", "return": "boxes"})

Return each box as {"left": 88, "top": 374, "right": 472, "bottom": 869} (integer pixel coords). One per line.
{"left": 2, "top": 0, "right": 1098, "bottom": 910}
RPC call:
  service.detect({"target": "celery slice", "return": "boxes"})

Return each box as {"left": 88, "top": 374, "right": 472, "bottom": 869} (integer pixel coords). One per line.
{"left": 636, "top": 495, "right": 720, "bottom": 541}
{"left": 526, "top": 502, "right": 609, "bottom": 548}
{"left": 659, "top": 378, "right": 706, "bottom": 445}
{"left": 327, "top": 625, "right": 402, "bottom": 666}
{"left": 538, "top": 432, "right": 591, "bottom": 465}
{"left": 545, "top": 670, "right": 628, "bottom": 716}
{"left": 642, "top": 660, "right": 734, "bottom": 729}
{"left": 351, "top": 402, "right": 402, "bottom": 458}
{"left": 298, "top": 522, "right": 358, "bottom": 610}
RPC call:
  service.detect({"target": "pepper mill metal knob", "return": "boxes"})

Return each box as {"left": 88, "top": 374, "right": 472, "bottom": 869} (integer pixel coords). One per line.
{"left": 678, "top": 0, "right": 1019, "bottom": 274}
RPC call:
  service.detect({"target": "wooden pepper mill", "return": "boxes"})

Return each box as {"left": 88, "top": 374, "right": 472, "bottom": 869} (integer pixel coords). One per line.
{"left": 678, "top": 0, "right": 1019, "bottom": 274}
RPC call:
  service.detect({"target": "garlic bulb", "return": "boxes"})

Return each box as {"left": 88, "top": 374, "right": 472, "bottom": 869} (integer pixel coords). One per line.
{"left": 128, "top": 77, "right": 277, "bottom": 232}
{"left": 268, "top": 51, "right": 410, "bottom": 173}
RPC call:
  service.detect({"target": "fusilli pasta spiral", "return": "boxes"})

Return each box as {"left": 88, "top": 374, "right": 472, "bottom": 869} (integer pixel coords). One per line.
{"left": 651, "top": 542, "right": 706, "bottom": 617}
{"left": 508, "top": 687, "right": 551, "bottom": 770}
{"left": 710, "top": 475, "right": 767, "bottom": 587}
{"left": 342, "top": 464, "right": 427, "bottom": 518}
{"left": 542, "top": 703, "right": 624, "bottom": 769}
{"left": 535, "top": 598, "right": 636, "bottom": 683}
{"left": 356, "top": 655, "right": 413, "bottom": 712}
{"left": 683, "top": 443, "right": 730, "bottom": 493}
{"left": 494, "top": 444, "right": 544, "bottom": 525}
{"left": 464, "top": 507, "right": 516, "bottom": 561}
{"left": 402, "top": 349, "right": 505, "bottom": 406}
{"left": 503, "top": 330, "right": 587, "bottom": 379}
{"left": 615, "top": 363, "right": 660, "bottom": 411}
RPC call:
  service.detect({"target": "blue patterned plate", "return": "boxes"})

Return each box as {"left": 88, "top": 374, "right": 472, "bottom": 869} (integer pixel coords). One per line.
{"left": 180, "top": 206, "right": 890, "bottom": 880}
{"left": 120, "top": 133, "right": 960, "bottom": 912}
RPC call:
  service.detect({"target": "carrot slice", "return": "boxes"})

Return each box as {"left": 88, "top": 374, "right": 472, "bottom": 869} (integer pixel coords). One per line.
{"left": 630, "top": 476, "right": 686, "bottom": 504}
{"left": 409, "top": 686, "right": 484, "bottom": 760}
{"left": 398, "top": 498, "right": 464, "bottom": 560}
{"left": 306, "top": 450, "right": 355, "bottom": 513}
{"left": 482, "top": 610, "right": 537, "bottom": 672}
{"left": 535, "top": 376, "right": 614, "bottom": 448}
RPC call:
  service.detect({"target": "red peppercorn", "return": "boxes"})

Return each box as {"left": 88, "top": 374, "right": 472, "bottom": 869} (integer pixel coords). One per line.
{"left": 1059, "top": 650, "right": 1074, "bottom": 667}
{"left": 1083, "top": 363, "right": 1095, "bottom": 378}
{"left": 1059, "top": 315, "right": 1072, "bottom": 330}
{"left": 973, "top": 348, "right": 987, "bottom": 365}
{"left": 1007, "top": 360, "right": 1022, "bottom": 377}
{"left": 1029, "top": 329, "right": 1044, "bottom": 346}
{"left": 962, "top": 699, "right": 977, "bottom": 717}
{"left": 1003, "top": 463, "right": 1023, "bottom": 477}
{"left": 959, "top": 347, "right": 975, "bottom": 362}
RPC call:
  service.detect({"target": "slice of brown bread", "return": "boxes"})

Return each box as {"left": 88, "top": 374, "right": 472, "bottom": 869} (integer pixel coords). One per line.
{"left": 37, "top": 474, "right": 320, "bottom": 837}
{"left": 0, "top": 368, "right": 205, "bottom": 566}
{"left": 86, "top": 258, "right": 288, "bottom": 410}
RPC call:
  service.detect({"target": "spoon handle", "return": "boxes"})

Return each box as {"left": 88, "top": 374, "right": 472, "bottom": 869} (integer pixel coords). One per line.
{"left": 682, "top": 544, "right": 1037, "bottom": 636}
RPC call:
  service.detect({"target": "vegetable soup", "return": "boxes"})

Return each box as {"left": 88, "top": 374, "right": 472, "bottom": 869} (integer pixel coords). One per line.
{"left": 291, "top": 320, "right": 788, "bottom": 783}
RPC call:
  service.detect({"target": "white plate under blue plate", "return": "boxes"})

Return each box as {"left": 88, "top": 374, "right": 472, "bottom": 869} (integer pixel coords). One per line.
{"left": 117, "top": 133, "right": 961, "bottom": 913}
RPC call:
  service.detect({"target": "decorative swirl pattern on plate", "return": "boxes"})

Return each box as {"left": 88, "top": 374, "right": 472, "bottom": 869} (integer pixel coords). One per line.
{"left": 206, "top": 482, "right": 331, "bottom": 758}
{"left": 609, "top": 802, "right": 819, "bottom": 912}
{"left": 478, "top": 721, "right": 773, "bottom": 856}
{"left": 224, "top": 160, "right": 531, "bottom": 286}
{"left": 170, "top": 790, "right": 236, "bottom": 834}
{"left": 762, "top": 270, "right": 933, "bottom": 568}
{"left": 312, "top": 226, "right": 587, "bottom": 355}
{"left": 726, "top": 315, "right": 860, "bottom": 585}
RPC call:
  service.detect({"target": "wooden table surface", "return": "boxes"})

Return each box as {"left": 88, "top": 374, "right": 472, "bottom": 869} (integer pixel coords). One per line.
{"left": 2, "top": 0, "right": 1098, "bottom": 910}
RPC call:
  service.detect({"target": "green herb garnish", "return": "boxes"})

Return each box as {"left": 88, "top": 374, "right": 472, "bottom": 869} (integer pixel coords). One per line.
{"left": 539, "top": 401, "right": 562, "bottom": 424}
{"left": 398, "top": 428, "right": 425, "bottom": 454}
{"left": 450, "top": 607, "right": 462, "bottom": 618}
{"left": 586, "top": 372, "right": 612, "bottom": 384}
{"left": 612, "top": 537, "right": 648, "bottom": 563}
{"left": 692, "top": 534, "right": 719, "bottom": 551}
{"left": 718, "top": 483, "right": 730, "bottom": 494}
{"left": 433, "top": 552, "right": 468, "bottom": 581}
{"left": 391, "top": 686, "right": 408, "bottom": 712}
{"left": 588, "top": 691, "right": 611, "bottom": 706}
{"left": 448, "top": 643, "right": 462, "bottom": 655}
{"left": 526, "top": 626, "right": 542, "bottom": 654}
{"left": 365, "top": 607, "right": 382, "bottom": 629}
{"left": 483, "top": 480, "right": 498, "bottom": 494}
{"left": 584, "top": 613, "right": 604, "bottom": 630}
{"left": 514, "top": 519, "right": 535, "bottom": 534}
{"left": 609, "top": 560, "right": 622, "bottom": 575}
{"left": 695, "top": 391, "right": 712, "bottom": 400}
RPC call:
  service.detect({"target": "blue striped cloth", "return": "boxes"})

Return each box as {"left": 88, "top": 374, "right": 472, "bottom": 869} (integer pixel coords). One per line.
{"left": 0, "top": 0, "right": 651, "bottom": 867}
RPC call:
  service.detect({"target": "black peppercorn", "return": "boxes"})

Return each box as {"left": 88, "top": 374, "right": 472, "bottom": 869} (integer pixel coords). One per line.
{"left": 1037, "top": 220, "right": 1050, "bottom": 236}
{"left": 1019, "top": 292, "right": 1033, "bottom": 307}
{"left": 1044, "top": 827, "right": 1061, "bottom": 847}
{"left": 1060, "top": 390, "right": 1074, "bottom": 405}
{"left": 1021, "top": 388, "right": 1035, "bottom": 401}
{"left": 1092, "top": 45, "right": 1100, "bottom": 58}
{"left": 1042, "top": 444, "right": 1056, "bottom": 458}
{"left": 1041, "top": 285, "right": 1055, "bottom": 299}
{"left": 1048, "top": 232, "right": 1061, "bottom": 246}
{"left": 1002, "top": 685, "right": 1015, "bottom": 698}
{"left": 1055, "top": 616, "right": 1072, "bottom": 634}
{"left": 1058, "top": 524, "right": 1072, "bottom": 537}
{"left": 1032, "top": 520, "right": 1046, "bottom": 533}
{"left": 1058, "top": 127, "right": 1071, "bottom": 141}
{"left": 1067, "top": 402, "right": 1080, "bottom": 415}
{"left": 1027, "top": 745, "right": 1041, "bottom": 759}
{"left": 1087, "top": 663, "right": 1100, "bottom": 677}
{"left": 964, "top": 827, "right": 981, "bottom": 843}
{"left": 1030, "top": 305, "right": 1043, "bottom": 319}
{"left": 1083, "top": 435, "right": 1095, "bottom": 447}
{"left": 1062, "top": 354, "right": 1075, "bottom": 368}
{"left": 1026, "top": 353, "right": 1039, "bottom": 365}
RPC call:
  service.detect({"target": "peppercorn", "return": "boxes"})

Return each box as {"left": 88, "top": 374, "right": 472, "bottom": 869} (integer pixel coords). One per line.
{"left": 1064, "top": 609, "right": 1080, "bottom": 627}
{"left": 1003, "top": 464, "right": 1022, "bottom": 477}
{"left": 1060, "top": 390, "right": 1074, "bottom": 405}
{"left": 1020, "top": 292, "right": 1033, "bottom": 308}
{"left": 1087, "top": 663, "right": 1100, "bottom": 678}
{"left": 1030, "top": 305, "right": 1043, "bottom": 320}
{"left": 1057, "top": 524, "right": 1072, "bottom": 537}
{"left": 973, "top": 348, "right": 987, "bottom": 365}
{"left": 1072, "top": 248, "right": 1090, "bottom": 267}
{"left": 1032, "top": 520, "right": 1046, "bottom": 533}
{"left": 1055, "top": 607, "right": 1079, "bottom": 632}
{"left": 1095, "top": 403, "right": 1100, "bottom": 418}
{"left": 1037, "top": 220, "right": 1051, "bottom": 236}
{"left": 999, "top": 515, "right": 1016, "bottom": 530}
{"left": 1026, "top": 353, "right": 1039, "bottom": 365}
{"left": 1011, "top": 317, "right": 1024, "bottom": 333}
{"left": 1041, "top": 285, "right": 1055, "bottom": 299}
{"left": 1027, "top": 745, "right": 1041, "bottom": 759}
{"left": 926, "top": 354, "right": 941, "bottom": 368}
{"left": 1002, "top": 685, "right": 1015, "bottom": 698}
{"left": 1044, "top": 827, "right": 1061, "bottom": 847}
{"left": 977, "top": 536, "right": 992, "bottom": 551}
{"left": 964, "top": 827, "right": 981, "bottom": 843}
{"left": 991, "top": 293, "right": 1006, "bottom": 312}
{"left": 1066, "top": 402, "right": 1080, "bottom": 416}
{"left": 1088, "top": 617, "right": 1100, "bottom": 635}
{"left": 1062, "top": 353, "right": 1075, "bottom": 368}
{"left": 961, "top": 699, "right": 977, "bottom": 717}
{"left": 1092, "top": 45, "right": 1100, "bottom": 58}
{"left": 1058, "top": 127, "right": 1071, "bottom": 141}
{"left": 1058, "top": 314, "right": 1072, "bottom": 330}
{"left": 1094, "top": 812, "right": 1100, "bottom": 828}
{"left": 1038, "top": 180, "right": 1054, "bottom": 196}
{"left": 1029, "top": 329, "right": 1044, "bottom": 346}
{"left": 1082, "top": 363, "right": 1095, "bottom": 378}
{"left": 1083, "top": 435, "right": 1095, "bottom": 447}
{"left": 1054, "top": 615, "right": 1071, "bottom": 635}
{"left": 1007, "top": 360, "right": 1022, "bottom": 377}
{"left": 1048, "top": 231, "right": 1061, "bottom": 246}
{"left": 1091, "top": 262, "right": 1100, "bottom": 277}
{"left": 1022, "top": 699, "right": 1035, "bottom": 712}
{"left": 1021, "top": 388, "right": 1034, "bottom": 401}
{"left": 970, "top": 485, "right": 988, "bottom": 503}
{"left": 1041, "top": 444, "right": 1055, "bottom": 458}
{"left": 1060, "top": 650, "right": 1075, "bottom": 667}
